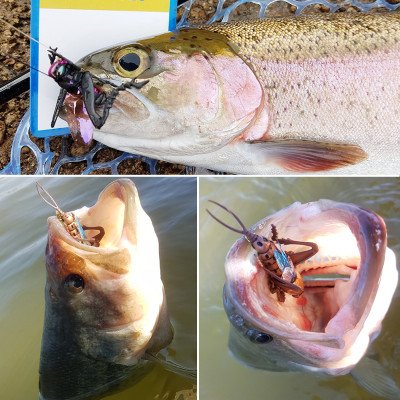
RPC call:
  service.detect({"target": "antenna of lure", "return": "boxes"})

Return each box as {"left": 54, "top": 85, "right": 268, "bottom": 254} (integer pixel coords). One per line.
{"left": 0, "top": 17, "right": 81, "bottom": 76}
{"left": 0, "top": 16, "right": 127, "bottom": 90}
{"left": 207, "top": 200, "right": 258, "bottom": 242}
{"left": 0, "top": 16, "right": 51, "bottom": 49}
{"left": 0, "top": 17, "right": 65, "bottom": 78}
{"left": 36, "top": 182, "right": 63, "bottom": 214}
{"left": 0, "top": 52, "right": 50, "bottom": 78}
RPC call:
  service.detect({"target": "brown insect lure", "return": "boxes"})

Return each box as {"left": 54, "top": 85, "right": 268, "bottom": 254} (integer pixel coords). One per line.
{"left": 36, "top": 183, "right": 105, "bottom": 247}
{"left": 207, "top": 200, "right": 319, "bottom": 302}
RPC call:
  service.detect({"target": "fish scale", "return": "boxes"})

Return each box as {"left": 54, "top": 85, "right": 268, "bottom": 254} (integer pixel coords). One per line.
{"left": 203, "top": 13, "right": 400, "bottom": 61}
{"left": 79, "top": 12, "right": 400, "bottom": 174}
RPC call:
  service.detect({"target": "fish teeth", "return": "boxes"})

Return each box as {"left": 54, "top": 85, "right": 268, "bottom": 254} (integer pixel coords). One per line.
{"left": 298, "top": 255, "right": 360, "bottom": 271}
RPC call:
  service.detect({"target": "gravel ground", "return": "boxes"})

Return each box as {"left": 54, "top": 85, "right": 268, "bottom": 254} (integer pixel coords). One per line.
{"left": 0, "top": 0, "right": 31, "bottom": 173}
{"left": 1, "top": 0, "right": 399, "bottom": 174}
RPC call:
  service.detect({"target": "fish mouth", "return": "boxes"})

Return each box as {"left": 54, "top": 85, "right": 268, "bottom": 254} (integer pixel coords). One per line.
{"left": 60, "top": 93, "right": 96, "bottom": 146}
{"left": 224, "top": 200, "right": 397, "bottom": 369}
{"left": 48, "top": 178, "right": 137, "bottom": 254}
{"left": 59, "top": 58, "right": 121, "bottom": 145}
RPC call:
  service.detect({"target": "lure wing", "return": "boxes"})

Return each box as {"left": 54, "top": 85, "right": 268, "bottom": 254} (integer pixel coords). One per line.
{"left": 273, "top": 242, "right": 295, "bottom": 272}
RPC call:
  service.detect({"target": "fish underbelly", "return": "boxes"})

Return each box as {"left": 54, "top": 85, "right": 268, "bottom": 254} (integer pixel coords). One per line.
{"left": 253, "top": 52, "right": 400, "bottom": 141}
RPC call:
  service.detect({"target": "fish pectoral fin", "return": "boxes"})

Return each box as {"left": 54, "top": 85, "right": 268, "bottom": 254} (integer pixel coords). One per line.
{"left": 144, "top": 352, "right": 197, "bottom": 381}
{"left": 245, "top": 139, "right": 367, "bottom": 172}
{"left": 350, "top": 356, "right": 400, "bottom": 400}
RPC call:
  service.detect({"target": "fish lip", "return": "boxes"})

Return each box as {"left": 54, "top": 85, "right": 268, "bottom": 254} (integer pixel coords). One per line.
{"left": 47, "top": 179, "right": 138, "bottom": 253}
{"left": 224, "top": 200, "right": 388, "bottom": 345}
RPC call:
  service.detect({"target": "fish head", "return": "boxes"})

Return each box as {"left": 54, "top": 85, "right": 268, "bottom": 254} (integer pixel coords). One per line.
{"left": 223, "top": 200, "right": 398, "bottom": 375}
{"left": 45, "top": 179, "right": 173, "bottom": 366}
{"left": 62, "top": 29, "right": 268, "bottom": 154}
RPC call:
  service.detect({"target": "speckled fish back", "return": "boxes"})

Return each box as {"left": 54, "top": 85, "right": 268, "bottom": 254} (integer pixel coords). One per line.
{"left": 201, "top": 12, "right": 400, "bottom": 62}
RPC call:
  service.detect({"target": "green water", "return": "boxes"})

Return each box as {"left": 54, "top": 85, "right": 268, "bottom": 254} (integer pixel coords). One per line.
{"left": 199, "top": 177, "right": 400, "bottom": 400}
{"left": 0, "top": 176, "right": 197, "bottom": 400}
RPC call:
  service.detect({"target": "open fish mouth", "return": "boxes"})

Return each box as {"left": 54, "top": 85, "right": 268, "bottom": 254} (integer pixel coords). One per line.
{"left": 48, "top": 179, "right": 138, "bottom": 251}
{"left": 46, "top": 179, "right": 171, "bottom": 365}
{"left": 224, "top": 200, "right": 398, "bottom": 373}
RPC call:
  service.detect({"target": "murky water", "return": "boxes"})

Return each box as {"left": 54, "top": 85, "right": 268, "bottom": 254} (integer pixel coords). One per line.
{"left": 199, "top": 177, "right": 400, "bottom": 400}
{"left": 0, "top": 176, "right": 197, "bottom": 400}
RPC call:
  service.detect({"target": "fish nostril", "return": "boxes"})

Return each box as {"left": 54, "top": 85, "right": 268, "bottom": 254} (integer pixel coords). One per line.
{"left": 49, "top": 287, "right": 58, "bottom": 302}
{"left": 231, "top": 314, "right": 245, "bottom": 328}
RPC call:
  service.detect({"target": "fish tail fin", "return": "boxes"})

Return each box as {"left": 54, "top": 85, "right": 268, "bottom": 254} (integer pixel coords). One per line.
{"left": 245, "top": 139, "right": 367, "bottom": 172}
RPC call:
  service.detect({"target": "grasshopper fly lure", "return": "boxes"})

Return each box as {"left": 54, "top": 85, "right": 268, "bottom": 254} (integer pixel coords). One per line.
{"left": 207, "top": 200, "right": 319, "bottom": 303}
{"left": 36, "top": 183, "right": 105, "bottom": 247}
{"left": 0, "top": 16, "right": 148, "bottom": 144}
{"left": 48, "top": 48, "right": 118, "bottom": 133}
{"left": 47, "top": 47, "right": 148, "bottom": 144}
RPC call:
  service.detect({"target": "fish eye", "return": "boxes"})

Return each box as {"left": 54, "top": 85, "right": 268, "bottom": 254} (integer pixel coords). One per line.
{"left": 119, "top": 53, "right": 140, "bottom": 72}
{"left": 64, "top": 274, "right": 84, "bottom": 293}
{"left": 256, "top": 241, "right": 263, "bottom": 247}
{"left": 246, "top": 329, "right": 273, "bottom": 344}
{"left": 113, "top": 47, "right": 150, "bottom": 79}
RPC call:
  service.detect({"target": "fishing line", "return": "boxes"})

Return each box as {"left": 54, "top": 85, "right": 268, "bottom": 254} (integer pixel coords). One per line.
{"left": 0, "top": 52, "right": 49, "bottom": 78}
{"left": 0, "top": 60, "right": 16, "bottom": 77}
{"left": 1, "top": 16, "right": 123, "bottom": 86}
{"left": 0, "top": 16, "right": 53, "bottom": 78}
{"left": 0, "top": 16, "right": 77, "bottom": 76}
{"left": 0, "top": 13, "right": 134, "bottom": 114}
{"left": 0, "top": 16, "right": 51, "bottom": 50}
{"left": 1, "top": 19, "right": 80, "bottom": 75}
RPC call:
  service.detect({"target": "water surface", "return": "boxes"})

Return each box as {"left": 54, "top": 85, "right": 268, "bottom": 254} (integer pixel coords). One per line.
{"left": 199, "top": 177, "right": 399, "bottom": 400}
{"left": 0, "top": 176, "right": 197, "bottom": 400}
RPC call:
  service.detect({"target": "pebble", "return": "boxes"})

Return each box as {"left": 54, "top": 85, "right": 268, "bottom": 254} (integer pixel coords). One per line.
{"left": 14, "top": 62, "right": 25, "bottom": 71}
{"left": 5, "top": 113, "right": 16, "bottom": 125}
{"left": 70, "top": 142, "right": 92, "bottom": 157}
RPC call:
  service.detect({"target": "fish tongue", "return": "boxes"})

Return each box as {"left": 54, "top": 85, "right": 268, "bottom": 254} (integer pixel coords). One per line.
{"left": 61, "top": 93, "right": 94, "bottom": 145}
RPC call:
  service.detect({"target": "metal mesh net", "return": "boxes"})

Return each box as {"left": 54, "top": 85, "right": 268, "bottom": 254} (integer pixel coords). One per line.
{"left": 2, "top": 0, "right": 398, "bottom": 175}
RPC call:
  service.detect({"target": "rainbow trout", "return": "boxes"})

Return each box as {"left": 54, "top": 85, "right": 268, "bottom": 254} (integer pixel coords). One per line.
{"left": 218, "top": 200, "right": 399, "bottom": 398}
{"left": 61, "top": 12, "right": 400, "bottom": 174}
{"left": 39, "top": 180, "right": 174, "bottom": 400}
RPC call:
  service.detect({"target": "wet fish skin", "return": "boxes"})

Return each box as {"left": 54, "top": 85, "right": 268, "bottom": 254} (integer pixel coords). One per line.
{"left": 39, "top": 180, "right": 174, "bottom": 400}
{"left": 39, "top": 292, "right": 150, "bottom": 400}
{"left": 220, "top": 200, "right": 398, "bottom": 375}
{"left": 76, "top": 12, "right": 400, "bottom": 174}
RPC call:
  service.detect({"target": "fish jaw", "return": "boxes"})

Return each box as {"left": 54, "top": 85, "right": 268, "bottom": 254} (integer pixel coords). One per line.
{"left": 76, "top": 29, "right": 269, "bottom": 157}
{"left": 224, "top": 200, "right": 398, "bottom": 375}
{"left": 45, "top": 179, "right": 173, "bottom": 365}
